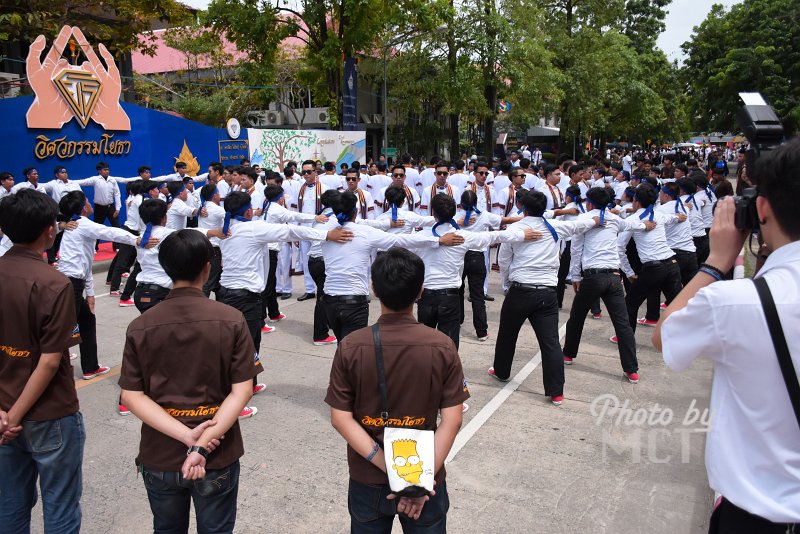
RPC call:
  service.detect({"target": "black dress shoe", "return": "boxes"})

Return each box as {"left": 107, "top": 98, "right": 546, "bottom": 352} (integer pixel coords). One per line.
{"left": 484, "top": 294, "right": 495, "bottom": 301}
{"left": 297, "top": 292, "right": 316, "bottom": 301}
{"left": 280, "top": 293, "right": 292, "bottom": 300}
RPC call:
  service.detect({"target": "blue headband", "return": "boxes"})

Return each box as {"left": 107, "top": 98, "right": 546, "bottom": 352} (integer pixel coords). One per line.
{"left": 222, "top": 202, "right": 252, "bottom": 234}
{"left": 336, "top": 208, "right": 357, "bottom": 225}
{"left": 566, "top": 191, "right": 585, "bottom": 213}
{"left": 431, "top": 218, "right": 461, "bottom": 237}
{"left": 166, "top": 184, "right": 185, "bottom": 205}
{"left": 200, "top": 188, "right": 218, "bottom": 209}
{"left": 661, "top": 186, "right": 686, "bottom": 214}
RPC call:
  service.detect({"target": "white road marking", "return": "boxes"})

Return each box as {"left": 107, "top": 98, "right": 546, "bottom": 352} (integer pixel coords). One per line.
{"left": 446, "top": 322, "right": 568, "bottom": 464}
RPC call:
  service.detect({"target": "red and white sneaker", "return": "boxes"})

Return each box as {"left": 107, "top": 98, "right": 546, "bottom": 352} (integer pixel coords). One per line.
{"left": 461, "top": 402, "right": 469, "bottom": 413}
{"left": 624, "top": 371, "right": 640, "bottom": 384}
{"left": 253, "top": 383, "right": 267, "bottom": 395}
{"left": 119, "top": 404, "right": 131, "bottom": 416}
{"left": 488, "top": 367, "right": 510, "bottom": 382}
{"left": 268, "top": 313, "right": 286, "bottom": 323}
{"left": 551, "top": 395, "right": 564, "bottom": 406}
{"left": 591, "top": 312, "right": 602, "bottom": 319}
{"left": 660, "top": 302, "right": 667, "bottom": 310}
{"left": 636, "top": 318, "right": 658, "bottom": 327}
{"left": 110, "top": 290, "right": 120, "bottom": 296}
{"left": 261, "top": 325, "right": 276, "bottom": 334}
{"left": 122, "top": 272, "right": 130, "bottom": 278}
{"left": 564, "top": 356, "right": 574, "bottom": 365}
{"left": 239, "top": 406, "right": 258, "bottom": 419}
{"left": 82, "top": 366, "right": 111, "bottom": 380}
{"left": 119, "top": 299, "right": 135, "bottom": 307}
{"left": 313, "top": 336, "right": 337, "bottom": 346}
{"left": 609, "top": 335, "right": 618, "bottom": 344}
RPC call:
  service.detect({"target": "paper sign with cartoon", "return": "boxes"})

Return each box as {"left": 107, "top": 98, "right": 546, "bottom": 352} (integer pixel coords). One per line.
{"left": 383, "top": 429, "right": 435, "bottom": 495}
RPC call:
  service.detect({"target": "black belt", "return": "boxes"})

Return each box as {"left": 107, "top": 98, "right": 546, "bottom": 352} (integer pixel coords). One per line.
{"left": 673, "top": 249, "right": 695, "bottom": 256}
{"left": 510, "top": 281, "right": 554, "bottom": 290}
{"left": 422, "top": 288, "right": 460, "bottom": 296}
{"left": 220, "top": 287, "right": 260, "bottom": 298}
{"left": 324, "top": 294, "right": 368, "bottom": 304}
{"left": 642, "top": 257, "right": 677, "bottom": 268}
{"left": 582, "top": 268, "right": 620, "bottom": 276}
{"left": 95, "top": 203, "right": 113, "bottom": 207}
{"left": 123, "top": 226, "right": 140, "bottom": 236}
{"left": 139, "top": 283, "right": 169, "bottom": 291}
{"left": 465, "top": 250, "right": 485, "bottom": 256}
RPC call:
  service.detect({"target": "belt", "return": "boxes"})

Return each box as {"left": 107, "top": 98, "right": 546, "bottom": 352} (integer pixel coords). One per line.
{"left": 465, "top": 250, "right": 485, "bottom": 256}
{"left": 324, "top": 294, "right": 368, "bottom": 304}
{"left": 220, "top": 287, "right": 261, "bottom": 298}
{"left": 139, "top": 283, "right": 169, "bottom": 291}
{"left": 582, "top": 268, "right": 619, "bottom": 276}
{"left": 673, "top": 249, "right": 695, "bottom": 256}
{"left": 642, "top": 257, "right": 677, "bottom": 268}
{"left": 510, "top": 281, "right": 554, "bottom": 290}
{"left": 422, "top": 288, "right": 460, "bottom": 296}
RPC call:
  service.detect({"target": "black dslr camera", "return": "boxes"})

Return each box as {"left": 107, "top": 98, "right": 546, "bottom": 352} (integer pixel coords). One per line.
{"left": 734, "top": 93, "right": 784, "bottom": 230}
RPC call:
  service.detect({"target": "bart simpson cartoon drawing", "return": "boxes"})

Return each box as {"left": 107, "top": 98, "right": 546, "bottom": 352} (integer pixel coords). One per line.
{"left": 391, "top": 439, "right": 423, "bottom": 484}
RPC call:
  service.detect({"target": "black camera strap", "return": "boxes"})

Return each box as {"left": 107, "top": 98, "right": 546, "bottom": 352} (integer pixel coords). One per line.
{"left": 372, "top": 324, "right": 390, "bottom": 420}
{"left": 753, "top": 277, "right": 800, "bottom": 431}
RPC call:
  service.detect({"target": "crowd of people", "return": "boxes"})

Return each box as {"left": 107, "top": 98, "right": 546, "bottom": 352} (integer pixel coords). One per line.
{"left": 1, "top": 142, "right": 768, "bottom": 533}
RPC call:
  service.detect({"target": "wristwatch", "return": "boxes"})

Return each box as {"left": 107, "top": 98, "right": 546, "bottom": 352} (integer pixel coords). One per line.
{"left": 186, "top": 445, "right": 209, "bottom": 459}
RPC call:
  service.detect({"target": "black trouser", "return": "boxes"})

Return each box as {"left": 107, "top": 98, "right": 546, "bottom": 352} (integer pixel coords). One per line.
{"left": 557, "top": 242, "right": 571, "bottom": 308}
{"left": 121, "top": 261, "right": 141, "bottom": 301}
{"left": 308, "top": 256, "right": 331, "bottom": 341}
{"left": 218, "top": 286, "right": 262, "bottom": 385}
{"left": 134, "top": 283, "right": 171, "bottom": 314}
{"left": 694, "top": 233, "right": 710, "bottom": 264}
{"left": 460, "top": 251, "right": 488, "bottom": 338}
{"left": 492, "top": 284, "right": 564, "bottom": 397}
{"left": 644, "top": 249, "right": 698, "bottom": 321}
{"left": 46, "top": 230, "right": 63, "bottom": 265}
{"left": 186, "top": 216, "right": 198, "bottom": 228}
{"left": 709, "top": 497, "right": 798, "bottom": 534}
{"left": 93, "top": 203, "right": 120, "bottom": 250}
{"left": 109, "top": 227, "right": 138, "bottom": 290}
{"left": 261, "top": 250, "right": 280, "bottom": 321}
{"left": 323, "top": 295, "right": 369, "bottom": 342}
{"left": 417, "top": 289, "right": 461, "bottom": 349}
{"left": 625, "top": 258, "right": 682, "bottom": 332}
{"left": 68, "top": 277, "right": 98, "bottom": 374}
{"left": 563, "top": 271, "right": 638, "bottom": 373}
{"left": 202, "top": 247, "right": 222, "bottom": 298}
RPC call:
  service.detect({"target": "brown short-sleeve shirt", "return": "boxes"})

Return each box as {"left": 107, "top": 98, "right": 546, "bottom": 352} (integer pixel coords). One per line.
{"left": 119, "top": 287, "right": 257, "bottom": 471}
{"left": 325, "top": 312, "right": 470, "bottom": 485}
{"left": 0, "top": 247, "right": 79, "bottom": 421}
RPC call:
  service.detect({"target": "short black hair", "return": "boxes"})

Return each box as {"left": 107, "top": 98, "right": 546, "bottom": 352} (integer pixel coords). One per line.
{"left": 371, "top": 247, "right": 425, "bottom": 311}
{"left": 159, "top": 229, "right": 214, "bottom": 282}
{"left": 200, "top": 183, "right": 217, "bottom": 201}
{"left": 142, "top": 180, "right": 160, "bottom": 193}
{"left": 585, "top": 187, "right": 609, "bottom": 210}
{"left": 59, "top": 190, "right": 86, "bottom": 218}
{"left": 224, "top": 191, "right": 251, "bottom": 214}
{"left": 138, "top": 165, "right": 151, "bottom": 175}
{"left": 324, "top": 161, "right": 335, "bottom": 172}
{"left": 692, "top": 174, "right": 709, "bottom": 190}
{"left": 676, "top": 177, "right": 696, "bottom": 196}
{"left": 461, "top": 189, "right": 477, "bottom": 207}
{"left": 634, "top": 184, "right": 658, "bottom": 208}
{"left": 54, "top": 165, "right": 67, "bottom": 175}
{"left": 332, "top": 190, "right": 357, "bottom": 221}
{"left": 23, "top": 166, "right": 37, "bottom": 177}
{"left": 0, "top": 171, "right": 13, "bottom": 182}
{"left": 175, "top": 161, "right": 188, "bottom": 170}
{"left": 542, "top": 164, "right": 559, "bottom": 178}
{"left": 430, "top": 193, "right": 456, "bottom": 221}
{"left": 320, "top": 189, "right": 339, "bottom": 210}
{"left": 139, "top": 198, "right": 168, "bottom": 225}
{"left": 96, "top": 161, "right": 109, "bottom": 171}
{"left": 0, "top": 189, "right": 58, "bottom": 244}
{"left": 756, "top": 137, "right": 800, "bottom": 239}
{"left": 384, "top": 186, "right": 406, "bottom": 207}
{"left": 241, "top": 167, "right": 257, "bottom": 181}
{"left": 391, "top": 164, "right": 405, "bottom": 175}
{"left": 519, "top": 190, "right": 547, "bottom": 216}
{"left": 167, "top": 181, "right": 185, "bottom": 196}
{"left": 264, "top": 184, "right": 284, "bottom": 201}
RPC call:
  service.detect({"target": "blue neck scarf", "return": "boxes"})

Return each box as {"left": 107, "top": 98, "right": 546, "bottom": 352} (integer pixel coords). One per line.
{"left": 523, "top": 210, "right": 558, "bottom": 241}
{"left": 639, "top": 205, "right": 655, "bottom": 221}
{"left": 661, "top": 187, "right": 686, "bottom": 214}
{"left": 391, "top": 204, "right": 399, "bottom": 223}
{"left": 462, "top": 203, "right": 481, "bottom": 226}
{"left": 263, "top": 192, "right": 284, "bottom": 218}
{"left": 706, "top": 185, "right": 716, "bottom": 202}
{"left": 139, "top": 223, "right": 154, "bottom": 248}
{"left": 223, "top": 202, "right": 252, "bottom": 234}
{"left": 432, "top": 219, "right": 461, "bottom": 237}
{"left": 566, "top": 192, "right": 584, "bottom": 213}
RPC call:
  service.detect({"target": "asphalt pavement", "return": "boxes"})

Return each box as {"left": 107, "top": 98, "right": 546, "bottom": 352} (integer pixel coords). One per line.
{"left": 29, "top": 266, "right": 714, "bottom": 533}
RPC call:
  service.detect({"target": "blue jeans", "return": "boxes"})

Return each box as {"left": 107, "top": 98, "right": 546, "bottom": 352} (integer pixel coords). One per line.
{"left": 348, "top": 479, "right": 449, "bottom": 534}
{"left": 142, "top": 460, "right": 240, "bottom": 534}
{"left": 0, "top": 412, "right": 85, "bottom": 534}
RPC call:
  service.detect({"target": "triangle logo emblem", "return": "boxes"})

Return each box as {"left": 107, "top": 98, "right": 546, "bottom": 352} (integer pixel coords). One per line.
{"left": 52, "top": 68, "right": 103, "bottom": 128}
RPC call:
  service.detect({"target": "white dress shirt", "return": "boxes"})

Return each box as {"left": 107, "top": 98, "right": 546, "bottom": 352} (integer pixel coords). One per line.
{"left": 320, "top": 173, "right": 345, "bottom": 191}
{"left": 290, "top": 181, "right": 330, "bottom": 223}
{"left": 403, "top": 167, "right": 422, "bottom": 196}
{"left": 219, "top": 220, "right": 326, "bottom": 293}
{"left": 375, "top": 186, "right": 420, "bottom": 214}
{"left": 500, "top": 217, "right": 595, "bottom": 287}
{"left": 568, "top": 209, "right": 645, "bottom": 282}
{"left": 217, "top": 180, "right": 231, "bottom": 199}
{"left": 166, "top": 198, "right": 196, "bottom": 230}
{"left": 136, "top": 226, "right": 178, "bottom": 289}
{"left": 375, "top": 208, "right": 435, "bottom": 236}
{"left": 0, "top": 235, "right": 12, "bottom": 257}
{"left": 263, "top": 201, "right": 316, "bottom": 251}
{"left": 656, "top": 201, "right": 695, "bottom": 252}
{"left": 10, "top": 181, "right": 48, "bottom": 194}
{"left": 58, "top": 217, "right": 138, "bottom": 296}
{"left": 414, "top": 222, "right": 526, "bottom": 290}
{"left": 536, "top": 182, "right": 566, "bottom": 211}
{"left": 630, "top": 209, "right": 679, "bottom": 262}
{"left": 71, "top": 176, "right": 122, "bottom": 209}
{"left": 198, "top": 202, "right": 225, "bottom": 247}
{"left": 661, "top": 241, "right": 800, "bottom": 522}
{"left": 493, "top": 174, "right": 511, "bottom": 191}
{"left": 682, "top": 193, "right": 708, "bottom": 237}
{"left": 419, "top": 183, "right": 462, "bottom": 216}
{"left": 698, "top": 189, "right": 715, "bottom": 229}
{"left": 350, "top": 188, "right": 375, "bottom": 220}
{"left": 463, "top": 183, "right": 496, "bottom": 213}
{"left": 365, "top": 174, "right": 391, "bottom": 194}
{"left": 495, "top": 186, "right": 526, "bottom": 217}
{"left": 42, "top": 179, "right": 81, "bottom": 202}
{"left": 417, "top": 168, "right": 436, "bottom": 193}
{"left": 125, "top": 195, "right": 143, "bottom": 232}
{"left": 319, "top": 221, "right": 439, "bottom": 296}
{"left": 457, "top": 209, "right": 503, "bottom": 251}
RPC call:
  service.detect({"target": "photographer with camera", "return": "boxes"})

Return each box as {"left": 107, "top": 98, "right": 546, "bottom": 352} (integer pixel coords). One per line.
{"left": 653, "top": 138, "right": 800, "bottom": 532}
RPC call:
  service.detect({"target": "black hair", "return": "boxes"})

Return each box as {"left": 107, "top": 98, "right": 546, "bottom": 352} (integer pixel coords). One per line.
{"left": 435, "top": 160, "right": 450, "bottom": 170}
{"left": 167, "top": 181, "right": 185, "bottom": 196}
{"left": 175, "top": 161, "right": 187, "bottom": 169}
{"left": 565, "top": 184, "right": 582, "bottom": 202}
{"left": 320, "top": 189, "right": 339, "bottom": 209}
{"left": 675, "top": 163, "right": 689, "bottom": 174}
{"left": 345, "top": 167, "right": 359, "bottom": 177}
{"left": 223, "top": 191, "right": 251, "bottom": 214}
{"left": 159, "top": 229, "right": 214, "bottom": 282}
{"left": 376, "top": 163, "right": 387, "bottom": 172}
{"left": 568, "top": 164, "right": 584, "bottom": 176}
{"left": 0, "top": 171, "right": 12, "bottom": 181}
{"left": 331, "top": 190, "right": 357, "bottom": 221}
{"left": 676, "top": 177, "right": 696, "bottom": 195}
{"left": 340, "top": 162, "right": 349, "bottom": 169}
{"left": 59, "top": 190, "right": 86, "bottom": 218}
{"left": 519, "top": 190, "right": 547, "bottom": 216}
{"left": 324, "top": 161, "right": 335, "bottom": 172}
{"left": 142, "top": 180, "right": 160, "bottom": 193}
{"left": 585, "top": 187, "right": 609, "bottom": 210}
{"left": 23, "top": 166, "right": 37, "bottom": 177}
{"left": 642, "top": 176, "right": 659, "bottom": 188}
{"left": 391, "top": 164, "right": 405, "bottom": 175}
{"left": 352, "top": 161, "right": 361, "bottom": 170}
{"left": 139, "top": 199, "right": 168, "bottom": 225}
{"left": 475, "top": 160, "right": 489, "bottom": 170}
{"left": 209, "top": 162, "right": 223, "bottom": 174}
{"left": 384, "top": 186, "right": 407, "bottom": 207}
{"left": 454, "top": 160, "right": 465, "bottom": 171}
{"left": 634, "top": 184, "right": 658, "bottom": 208}
{"left": 241, "top": 167, "right": 258, "bottom": 181}
{"left": 520, "top": 157, "right": 531, "bottom": 169}
{"left": 181, "top": 176, "right": 194, "bottom": 185}
{"left": 283, "top": 165, "right": 294, "bottom": 178}
{"left": 430, "top": 193, "right": 456, "bottom": 221}
{"left": 54, "top": 165, "right": 67, "bottom": 175}
{"left": 264, "top": 184, "right": 285, "bottom": 201}
{"left": 662, "top": 182, "right": 680, "bottom": 198}
{"left": 371, "top": 247, "right": 425, "bottom": 311}
{"left": 200, "top": 183, "right": 217, "bottom": 201}
{"left": 542, "top": 164, "right": 559, "bottom": 178}
{"left": 401, "top": 153, "right": 412, "bottom": 164}
{"left": 126, "top": 180, "right": 142, "bottom": 196}
{"left": 756, "top": 137, "right": 800, "bottom": 239}
{"left": 692, "top": 174, "right": 709, "bottom": 190}
{"left": 461, "top": 189, "right": 477, "bottom": 207}
{"left": 138, "top": 165, "right": 151, "bottom": 175}
{"left": 96, "top": 161, "right": 109, "bottom": 171}
{"left": 0, "top": 189, "right": 58, "bottom": 244}
{"left": 301, "top": 159, "right": 315, "bottom": 168}
{"left": 499, "top": 160, "right": 512, "bottom": 174}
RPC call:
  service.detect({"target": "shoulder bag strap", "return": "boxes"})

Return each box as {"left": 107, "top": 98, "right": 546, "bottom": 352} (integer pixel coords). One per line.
{"left": 372, "top": 324, "right": 390, "bottom": 420}
{"left": 753, "top": 276, "right": 800, "bottom": 430}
